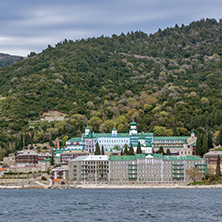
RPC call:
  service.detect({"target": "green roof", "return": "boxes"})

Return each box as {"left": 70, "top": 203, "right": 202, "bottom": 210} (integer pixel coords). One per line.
{"left": 130, "top": 121, "right": 137, "bottom": 126}
{"left": 154, "top": 136, "right": 189, "bottom": 141}
{"left": 153, "top": 154, "right": 163, "bottom": 159}
{"left": 86, "top": 126, "right": 90, "bottom": 129}
{"left": 143, "top": 133, "right": 153, "bottom": 136}
{"left": 40, "top": 158, "right": 51, "bottom": 162}
{"left": 67, "top": 137, "right": 82, "bottom": 142}
{"left": 92, "top": 133, "right": 129, "bottom": 138}
{"left": 163, "top": 155, "right": 204, "bottom": 161}
{"left": 135, "top": 154, "right": 146, "bottom": 159}
{"left": 109, "top": 155, "right": 136, "bottom": 161}
{"left": 86, "top": 131, "right": 94, "bottom": 139}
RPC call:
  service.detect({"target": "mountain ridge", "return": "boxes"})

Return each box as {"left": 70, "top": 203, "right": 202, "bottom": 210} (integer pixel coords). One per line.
{"left": 0, "top": 18, "right": 222, "bottom": 158}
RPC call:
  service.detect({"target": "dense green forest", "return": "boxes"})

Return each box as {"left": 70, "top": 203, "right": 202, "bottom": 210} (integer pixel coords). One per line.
{"left": 0, "top": 53, "right": 21, "bottom": 67}
{"left": 0, "top": 18, "right": 222, "bottom": 159}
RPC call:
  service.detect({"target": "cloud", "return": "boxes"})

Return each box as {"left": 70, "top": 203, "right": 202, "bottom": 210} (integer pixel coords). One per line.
{"left": 0, "top": 0, "right": 222, "bottom": 56}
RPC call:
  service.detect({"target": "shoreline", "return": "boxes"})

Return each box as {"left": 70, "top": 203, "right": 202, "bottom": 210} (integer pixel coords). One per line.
{"left": 1, "top": 184, "right": 222, "bottom": 189}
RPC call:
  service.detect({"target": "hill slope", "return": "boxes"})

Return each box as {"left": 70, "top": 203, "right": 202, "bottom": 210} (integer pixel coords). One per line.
{"left": 0, "top": 53, "right": 21, "bottom": 67}
{"left": 0, "top": 18, "right": 222, "bottom": 158}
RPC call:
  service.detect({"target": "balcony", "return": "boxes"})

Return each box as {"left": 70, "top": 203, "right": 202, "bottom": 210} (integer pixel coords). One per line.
{"left": 128, "top": 172, "right": 137, "bottom": 175}
{"left": 172, "top": 172, "right": 184, "bottom": 175}
{"left": 81, "top": 175, "right": 88, "bottom": 179}
{"left": 128, "top": 167, "right": 137, "bottom": 170}
{"left": 128, "top": 175, "right": 137, "bottom": 179}
{"left": 128, "top": 163, "right": 137, "bottom": 166}
{"left": 172, "top": 167, "right": 184, "bottom": 170}
{"left": 172, "top": 176, "right": 184, "bottom": 179}
{"left": 172, "top": 163, "right": 184, "bottom": 166}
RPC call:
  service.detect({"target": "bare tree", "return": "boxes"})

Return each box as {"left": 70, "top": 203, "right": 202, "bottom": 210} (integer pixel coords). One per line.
{"left": 186, "top": 167, "right": 203, "bottom": 183}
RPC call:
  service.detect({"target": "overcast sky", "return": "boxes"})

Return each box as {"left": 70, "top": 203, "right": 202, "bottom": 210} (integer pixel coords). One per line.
{"left": 0, "top": 0, "right": 221, "bottom": 56}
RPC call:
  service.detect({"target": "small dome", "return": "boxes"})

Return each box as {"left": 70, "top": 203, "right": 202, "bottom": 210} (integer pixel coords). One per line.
{"left": 130, "top": 121, "right": 137, "bottom": 126}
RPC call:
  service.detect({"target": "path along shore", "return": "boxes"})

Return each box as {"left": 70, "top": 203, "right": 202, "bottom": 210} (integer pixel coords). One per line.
{"left": 1, "top": 184, "right": 222, "bottom": 189}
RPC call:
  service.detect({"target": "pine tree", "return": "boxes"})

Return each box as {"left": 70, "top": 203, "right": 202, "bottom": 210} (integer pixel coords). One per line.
{"left": 166, "top": 148, "right": 171, "bottom": 155}
{"left": 101, "top": 145, "right": 105, "bottom": 155}
{"left": 136, "top": 142, "right": 142, "bottom": 154}
{"left": 216, "top": 155, "right": 221, "bottom": 177}
{"left": 95, "top": 142, "right": 101, "bottom": 155}
{"left": 201, "top": 134, "right": 208, "bottom": 156}
{"left": 129, "top": 144, "right": 134, "bottom": 155}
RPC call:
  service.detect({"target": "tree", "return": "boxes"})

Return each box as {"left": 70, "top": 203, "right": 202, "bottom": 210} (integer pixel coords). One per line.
{"left": 62, "top": 135, "right": 69, "bottom": 146}
{"left": 216, "top": 155, "right": 221, "bottom": 177}
{"left": 94, "top": 142, "right": 101, "bottom": 155}
{"left": 158, "top": 146, "right": 165, "bottom": 155}
{"left": 201, "top": 134, "right": 208, "bottom": 156}
{"left": 186, "top": 167, "right": 203, "bottom": 183}
{"left": 136, "top": 142, "right": 142, "bottom": 154}
{"left": 216, "top": 126, "right": 222, "bottom": 146}
{"left": 123, "top": 144, "right": 129, "bottom": 155}
{"left": 101, "top": 145, "right": 105, "bottom": 155}
{"left": 195, "top": 133, "right": 202, "bottom": 156}
{"left": 19, "top": 133, "right": 23, "bottom": 149}
{"left": 207, "top": 131, "right": 213, "bottom": 150}
{"left": 51, "top": 151, "right": 54, "bottom": 165}
{"left": 129, "top": 144, "right": 134, "bottom": 155}
{"left": 166, "top": 148, "right": 171, "bottom": 155}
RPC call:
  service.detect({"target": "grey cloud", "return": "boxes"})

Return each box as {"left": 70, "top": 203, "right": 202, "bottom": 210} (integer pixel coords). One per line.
{"left": 0, "top": 0, "right": 222, "bottom": 56}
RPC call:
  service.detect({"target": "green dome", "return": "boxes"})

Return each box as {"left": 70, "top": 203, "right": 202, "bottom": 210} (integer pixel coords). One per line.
{"left": 86, "top": 126, "right": 90, "bottom": 129}
{"left": 130, "top": 121, "right": 137, "bottom": 126}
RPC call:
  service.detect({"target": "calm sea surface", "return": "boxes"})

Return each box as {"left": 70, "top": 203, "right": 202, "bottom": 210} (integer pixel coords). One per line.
{"left": 0, "top": 188, "right": 222, "bottom": 222}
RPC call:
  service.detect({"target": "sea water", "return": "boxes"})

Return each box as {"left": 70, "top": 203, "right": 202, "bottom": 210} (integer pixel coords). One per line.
{"left": 0, "top": 188, "right": 221, "bottom": 222}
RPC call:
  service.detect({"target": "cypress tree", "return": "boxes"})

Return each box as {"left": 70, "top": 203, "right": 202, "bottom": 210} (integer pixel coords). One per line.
{"left": 158, "top": 146, "right": 165, "bottom": 155}
{"left": 51, "top": 151, "right": 54, "bottom": 165}
{"left": 129, "top": 143, "right": 134, "bottom": 155}
{"left": 19, "top": 133, "right": 23, "bottom": 149}
{"left": 195, "top": 133, "right": 202, "bottom": 156}
{"left": 216, "top": 126, "right": 222, "bottom": 146}
{"left": 123, "top": 144, "right": 129, "bottom": 155}
{"left": 207, "top": 131, "right": 213, "bottom": 149}
{"left": 216, "top": 155, "right": 221, "bottom": 178}
{"left": 166, "top": 148, "right": 171, "bottom": 155}
{"left": 136, "top": 142, "right": 142, "bottom": 154}
{"left": 101, "top": 145, "right": 105, "bottom": 155}
{"left": 95, "top": 142, "right": 101, "bottom": 155}
{"left": 201, "top": 134, "right": 208, "bottom": 156}
{"left": 15, "top": 138, "right": 19, "bottom": 150}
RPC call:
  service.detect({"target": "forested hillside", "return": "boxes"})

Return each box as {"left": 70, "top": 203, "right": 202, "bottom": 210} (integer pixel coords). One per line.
{"left": 0, "top": 53, "right": 21, "bottom": 67}
{"left": 0, "top": 18, "right": 222, "bottom": 158}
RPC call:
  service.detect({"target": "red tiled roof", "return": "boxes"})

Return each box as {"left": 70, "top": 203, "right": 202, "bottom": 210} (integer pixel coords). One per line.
{"left": 0, "top": 168, "right": 7, "bottom": 171}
